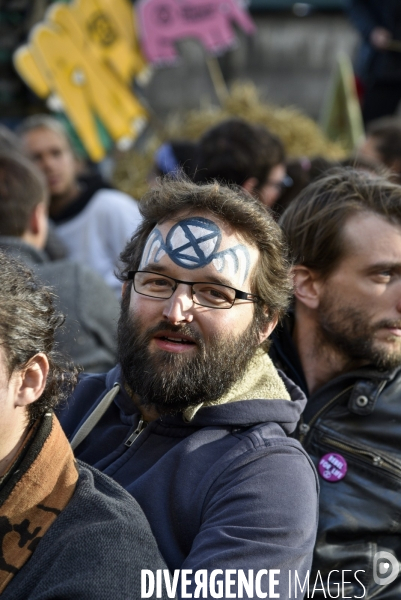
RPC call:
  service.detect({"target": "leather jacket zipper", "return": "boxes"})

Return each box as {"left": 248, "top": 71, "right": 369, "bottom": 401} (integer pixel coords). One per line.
{"left": 320, "top": 436, "right": 401, "bottom": 479}
{"left": 125, "top": 417, "right": 147, "bottom": 447}
{"left": 299, "top": 385, "right": 355, "bottom": 445}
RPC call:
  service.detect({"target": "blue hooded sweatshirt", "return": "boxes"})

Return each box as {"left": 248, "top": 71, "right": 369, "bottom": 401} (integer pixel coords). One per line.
{"left": 59, "top": 358, "right": 319, "bottom": 599}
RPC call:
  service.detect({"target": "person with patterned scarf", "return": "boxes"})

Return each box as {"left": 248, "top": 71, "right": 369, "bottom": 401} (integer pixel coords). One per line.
{"left": 0, "top": 251, "right": 170, "bottom": 599}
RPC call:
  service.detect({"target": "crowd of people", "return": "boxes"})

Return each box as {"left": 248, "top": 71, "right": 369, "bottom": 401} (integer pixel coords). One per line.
{"left": 1, "top": 105, "right": 401, "bottom": 600}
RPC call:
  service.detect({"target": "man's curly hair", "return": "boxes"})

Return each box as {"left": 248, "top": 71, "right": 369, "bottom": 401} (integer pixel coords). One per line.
{"left": 118, "top": 176, "right": 292, "bottom": 332}
{"left": 0, "top": 251, "right": 77, "bottom": 424}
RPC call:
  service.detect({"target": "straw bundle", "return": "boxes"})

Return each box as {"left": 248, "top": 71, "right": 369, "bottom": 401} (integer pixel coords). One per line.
{"left": 113, "top": 81, "right": 347, "bottom": 200}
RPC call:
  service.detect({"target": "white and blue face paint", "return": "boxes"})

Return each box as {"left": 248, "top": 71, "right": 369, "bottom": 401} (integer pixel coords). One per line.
{"left": 139, "top": 217, "right": 250, "bottom": 285}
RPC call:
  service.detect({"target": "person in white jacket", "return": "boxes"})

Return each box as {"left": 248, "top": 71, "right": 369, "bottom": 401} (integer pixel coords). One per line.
{"left": 19, "top": 115, "right": 142, "bottom": 294}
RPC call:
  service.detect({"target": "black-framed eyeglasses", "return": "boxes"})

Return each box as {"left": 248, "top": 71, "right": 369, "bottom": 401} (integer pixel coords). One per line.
{"left": 266, "top": 174, "right": 293, "bottom": 192}
{"left": 127, "top": 270, "right": 261, "bottom": 310}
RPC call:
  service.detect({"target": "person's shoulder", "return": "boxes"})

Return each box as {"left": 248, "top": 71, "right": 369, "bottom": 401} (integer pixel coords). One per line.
{"left": 76, "top": 366, "right": 118, "bottom": 392}
{"left": 209, "top": 407, "right": 318, "bottom": 495}
{"left": 42, "top": 258, "right": 118, "bottom": 300}
{"left": 70, "top": 261, "right": 120, "bottom": 305}
{"left": 238, "top": 417, "right": 317, "bottom": 471}
{"left": 70, "top": 370, "right": 112, "bottom": 405}
{"left": 91, "top": 187, "right": 140, "bottom": 210}
{"left": 37, "top": 258, "right": 112, "bottom": 288}
{"left": 35, "top": 258, "right": 75, "bottom": 281}
{"left": 57, "top": 368, "right": 117, "bottom": 434}
{"left": 4, "top": 461, "right": 170, "bottom": 600}
{"left": 73, "top": 460, "right": 154, "bottom": 527}
{"left": 55, "top": 461, "right": 168, "bottom": 570}
{"left": 34, "top": 261, "right": 86, "bottom": 307}
{"left": 85, "top": 188, "right": 142, "bottom": 232}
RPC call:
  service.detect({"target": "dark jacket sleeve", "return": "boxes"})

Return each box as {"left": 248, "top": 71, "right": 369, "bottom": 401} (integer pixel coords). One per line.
{"left": 179, "top": 441, "right": 319, "bottom": 599}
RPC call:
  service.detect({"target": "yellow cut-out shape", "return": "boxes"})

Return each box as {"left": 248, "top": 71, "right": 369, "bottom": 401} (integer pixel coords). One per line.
{"left": 91, "top": 0, "right": 149, "bottom": 79}
{"left": 29, "top": 22, "right": 147, "bottom": 161}
{"left": 47, "top": 0, "right": 147, "bottom": 85}
{"left": 13, "top": 45, "right": 51, "bottom": 99}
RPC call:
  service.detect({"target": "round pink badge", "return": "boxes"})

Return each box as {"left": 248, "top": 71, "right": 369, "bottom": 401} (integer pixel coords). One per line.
{"left": 318, "top": 453, "right": 348, "bottom": 482}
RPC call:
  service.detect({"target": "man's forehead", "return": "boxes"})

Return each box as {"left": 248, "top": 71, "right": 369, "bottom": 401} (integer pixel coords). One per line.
{"left": 139, "top": 214, "right": 255, "bottom": 285}
{"left": 340, "top": 211, "right": 401, "bottom": 265}
{"left": 24, "top": 127, "right": 69, "bottom": 149}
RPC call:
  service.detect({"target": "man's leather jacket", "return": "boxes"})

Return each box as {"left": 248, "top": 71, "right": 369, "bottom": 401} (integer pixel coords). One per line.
{"left": 270, "top": 315, "right": 401, "bottom": 599}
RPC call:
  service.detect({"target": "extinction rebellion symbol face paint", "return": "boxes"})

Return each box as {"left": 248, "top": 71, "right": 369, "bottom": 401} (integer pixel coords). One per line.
{"left": 318, "top": 453, "right": 348, "bottom": 482}
{"left": 166, "top": 218, "right": 221, "bottom": 269}
{"left": 140, "top": 217, "right": 250, "bottom": 285}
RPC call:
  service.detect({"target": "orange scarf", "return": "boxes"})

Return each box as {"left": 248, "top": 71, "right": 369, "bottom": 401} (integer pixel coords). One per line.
{"left": 0, "top": 413, "right": 78, "bottom": 594}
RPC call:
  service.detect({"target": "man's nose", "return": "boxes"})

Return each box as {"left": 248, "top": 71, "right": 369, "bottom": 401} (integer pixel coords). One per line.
{"left": 42, "top": 156, "right": 56, "bottom": 172}
{"left": 36, "top": 153, "right": 55, "bottom": 172}
{"left": 35, "top": 159, "right": 51, "bottom": 177}
{"left": 162, "top": 285, "right": 194, "bottom": 324}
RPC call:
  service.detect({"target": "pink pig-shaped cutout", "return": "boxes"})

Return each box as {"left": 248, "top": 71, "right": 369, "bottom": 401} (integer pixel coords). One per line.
{"left": 137, "top": 0, "right": 256, "bottom": 65}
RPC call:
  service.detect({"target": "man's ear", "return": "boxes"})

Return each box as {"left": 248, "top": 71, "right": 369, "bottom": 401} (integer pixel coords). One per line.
{"left": 24, "top": 201, "right": 48, "bottom": 250}
{"left": 28, "top": 201, "right": 47, "bottom": 234}
{"left": 258, "top": 312, "right": 279, "bottom": 345}
{"left": 14, "top": 353, "right": 49, "bottom": 408}
{"left": 292, "top": 265, "right": 322, "bottom": 309}
{"left": 242, "top": 177, "right": 259, "bottom": 196}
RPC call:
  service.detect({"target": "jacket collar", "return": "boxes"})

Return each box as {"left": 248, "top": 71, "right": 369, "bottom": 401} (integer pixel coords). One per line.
{"left": 270, "top": 312, "right": 401, "bottom": 418}
{"left": 0, "top": 237, "right": 49, "bottom": 267}
{"left": 270, "top": 312, "right": 309, "bottom": 395}
{"left": 272, "top": 312, "right": 401, "bottom": 385}
{"left": 0, "top": 414, "right": 78, "bottom": 593}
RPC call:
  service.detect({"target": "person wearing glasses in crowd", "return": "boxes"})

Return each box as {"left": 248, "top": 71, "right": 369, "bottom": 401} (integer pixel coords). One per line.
{"left": 58, "top": 177, "right": 318, "bottom": 598}
{"left": 193, "top": 118, "right": 289, "bottom": 209}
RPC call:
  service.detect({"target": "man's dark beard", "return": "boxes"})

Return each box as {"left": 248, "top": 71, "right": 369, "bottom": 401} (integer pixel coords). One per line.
{"left": 117, "top": 294, "right": 262, "bottom": 415}
{"left": 318, "top": 299, "right": 401, "bottom": 371}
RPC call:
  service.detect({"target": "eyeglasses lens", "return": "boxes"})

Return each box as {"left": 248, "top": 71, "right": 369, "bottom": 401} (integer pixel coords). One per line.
{"left": 134, "top": 272, "right": 235, "bottom": 308}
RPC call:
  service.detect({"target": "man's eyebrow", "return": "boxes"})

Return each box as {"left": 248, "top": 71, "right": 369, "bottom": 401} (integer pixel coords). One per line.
{"left": 145, "top": 263, "right": 167, "bottom": 273}
{"left": 144, "top": 263, "right": 236, "bottom": 287}
{"left": 366, "top": 262, "right": 401, "bottom": 272}
{"left": 199, "top": 273, "right": 235, "bottom": 287}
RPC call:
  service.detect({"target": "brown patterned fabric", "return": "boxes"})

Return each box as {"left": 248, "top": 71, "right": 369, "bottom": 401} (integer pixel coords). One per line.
{"left": 0, "top": 413, "right": 78, "bottom": 594}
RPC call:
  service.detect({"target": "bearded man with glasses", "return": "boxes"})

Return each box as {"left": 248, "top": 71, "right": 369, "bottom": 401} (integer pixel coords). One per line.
{"left": 59, "top": 178, "right": 318, "bottom": 598}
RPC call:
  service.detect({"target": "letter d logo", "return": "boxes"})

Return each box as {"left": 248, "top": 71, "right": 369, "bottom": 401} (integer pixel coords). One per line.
{"left": 373, "top": 551, "right": 399, "bottom": 586}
